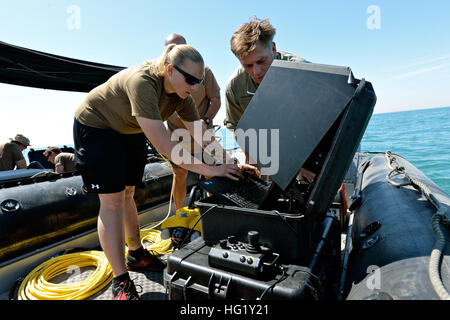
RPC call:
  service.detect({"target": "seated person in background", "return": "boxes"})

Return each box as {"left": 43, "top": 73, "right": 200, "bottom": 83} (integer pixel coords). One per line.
{"left": 43, "top": 147, "right": 76, "bottom": 173}
{"left": 0, "top": 134, "right": 30, "bottom": 171}
{"left": 224, "top": 17, "right": 314, "bottom": 182}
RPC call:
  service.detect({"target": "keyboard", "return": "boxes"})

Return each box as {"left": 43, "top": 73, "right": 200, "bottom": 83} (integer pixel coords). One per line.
{"left": 199, "top": 172, "right": 272, "bottom": 209}
{"left": 221, "top": 173, "right": 271, "bottom": 209}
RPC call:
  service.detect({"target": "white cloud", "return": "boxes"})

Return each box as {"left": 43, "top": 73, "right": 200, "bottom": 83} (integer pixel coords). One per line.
{"left": 382, "top": 54, "right": 450, "bottom": 73}
{"left": 386, "top": 62, "right": 450, "bottom": 81}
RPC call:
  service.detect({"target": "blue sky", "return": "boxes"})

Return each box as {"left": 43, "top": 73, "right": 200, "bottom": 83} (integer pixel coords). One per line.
{"left": 1, "top": 0, "right": 450, "bottom": 147}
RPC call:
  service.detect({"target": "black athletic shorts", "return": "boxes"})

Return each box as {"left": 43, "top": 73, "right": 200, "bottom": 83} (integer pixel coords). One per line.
{"left": 73, "top": 118, "right": 147, "bottom": 194}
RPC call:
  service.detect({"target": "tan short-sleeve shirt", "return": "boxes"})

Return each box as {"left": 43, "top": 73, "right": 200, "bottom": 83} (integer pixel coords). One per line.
{"left": 55, "top": 152, "right": 76, "bottom": 172}
{"left": 75, "top": 65, "right": 200, "bottom": 134}
{"left": 0, "top": 142, "right": 24, "bottom": 171}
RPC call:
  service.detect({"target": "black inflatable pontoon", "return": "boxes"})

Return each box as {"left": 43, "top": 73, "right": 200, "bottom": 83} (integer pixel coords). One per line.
{"left": 344, "top": 152, "right": 450, "bottom": 300}
{"left": 0, "top": 159, "right": 200, "bottom": 263}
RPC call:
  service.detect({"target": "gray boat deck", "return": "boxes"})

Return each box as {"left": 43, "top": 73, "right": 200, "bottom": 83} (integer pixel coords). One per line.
{"left": 88, "top": 261, "right": 168, "bottom": 300}
{"left": 3, "top": 255, "right": 169, "bottom": 300}
{"left": 0, "top": 203, "right": 175, "bottom": 301}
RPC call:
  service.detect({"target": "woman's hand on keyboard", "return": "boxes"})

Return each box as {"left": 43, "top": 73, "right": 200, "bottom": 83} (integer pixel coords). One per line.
{"left": 212, "top": 164, "right": 244, "bottom": 181}
{"left": 237, "top": 164, "right": 261, "bottom": 179}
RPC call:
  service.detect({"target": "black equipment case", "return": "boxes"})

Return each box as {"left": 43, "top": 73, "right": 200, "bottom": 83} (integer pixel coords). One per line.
{"left": 164, "top": 60, "right": 376, "bottom": 300}
{"left": 164, "top": 235, "right": 328, "bottom": 300}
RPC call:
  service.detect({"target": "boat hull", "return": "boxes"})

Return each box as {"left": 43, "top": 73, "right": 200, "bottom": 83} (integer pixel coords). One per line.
{"left": 345, "top": 153, "right": 450, "bottom": 299}
{"left": 0, "top": 161, "right": 200, "bottom": 263}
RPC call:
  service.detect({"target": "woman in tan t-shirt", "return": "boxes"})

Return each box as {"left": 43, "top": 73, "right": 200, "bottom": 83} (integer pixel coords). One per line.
{"left": 73, "top": 44, "right": 259, "bottom": 300}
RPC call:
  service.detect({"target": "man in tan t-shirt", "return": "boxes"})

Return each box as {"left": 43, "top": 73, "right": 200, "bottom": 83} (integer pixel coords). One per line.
{"left": 44, "top": 147, "right": 76, "bottom": 173}
{"left": 0, "top": 134, "right": 30, "bottom": 171}
{"left": 164, "top": 33, "right": 222, "bottom": 210}
{"left": 224, "top": 20, "right": 307, "bottom": 131}
{"left": 224, "top": 18, "right": 315, "bottom": 183}
{"left": 224, "top": 50, "right": 306, "bottom": 131}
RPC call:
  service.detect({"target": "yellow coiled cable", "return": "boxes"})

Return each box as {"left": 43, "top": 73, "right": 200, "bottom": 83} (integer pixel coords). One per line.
{"left": 140, "top": 229, "right": 174, "bottom": 256}
{"left": 18, "top": 251, "right": 113, "bottom": 300}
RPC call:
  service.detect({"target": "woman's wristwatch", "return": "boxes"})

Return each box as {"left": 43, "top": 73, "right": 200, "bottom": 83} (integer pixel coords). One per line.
{"left": 202, "top": 117, "right": 211, "bottom": 126}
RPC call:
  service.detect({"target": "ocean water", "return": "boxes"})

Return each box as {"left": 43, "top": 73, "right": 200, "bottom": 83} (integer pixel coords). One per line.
{"left": 361, "top": 106, "right": 450, "bottom": 195}
{"left": 216, "top": 106, "right": 450, "bottom": 195}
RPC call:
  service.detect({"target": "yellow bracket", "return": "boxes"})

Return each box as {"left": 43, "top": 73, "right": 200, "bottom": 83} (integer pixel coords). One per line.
{"left": 160, "top": 206, "right": 202, "bottom": 233}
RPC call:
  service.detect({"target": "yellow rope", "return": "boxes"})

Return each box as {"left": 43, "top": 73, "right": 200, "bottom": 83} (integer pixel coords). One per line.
{"left": 18, "top": 251, "right": 112, "bottom": 300}
{"left": 140, "top": 229, "right": 174, "bottom": 256}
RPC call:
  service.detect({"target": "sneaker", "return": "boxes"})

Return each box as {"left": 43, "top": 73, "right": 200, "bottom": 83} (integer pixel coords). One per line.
{"left": 126, "top": 248, "right": 166, "bottom": 272}
{"left": 112, "top": 278, "right": 141, "bottom": 300}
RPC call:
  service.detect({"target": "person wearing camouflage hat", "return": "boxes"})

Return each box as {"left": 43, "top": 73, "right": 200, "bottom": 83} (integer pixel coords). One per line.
{"left": 0, "top": 134, "right": 31, "bottom": 171}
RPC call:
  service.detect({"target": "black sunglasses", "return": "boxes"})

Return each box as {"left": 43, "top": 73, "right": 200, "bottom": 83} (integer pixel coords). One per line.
{"left": 173, "top": 65, "right": 204, "bottom": 85}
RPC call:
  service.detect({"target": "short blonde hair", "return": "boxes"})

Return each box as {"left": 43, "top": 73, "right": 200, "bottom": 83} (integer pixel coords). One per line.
{"left": 144, "top": 44, "right": 204, "bottom": 76}
{"left": 230, "top": 18, "right": 276, "bottom": 60}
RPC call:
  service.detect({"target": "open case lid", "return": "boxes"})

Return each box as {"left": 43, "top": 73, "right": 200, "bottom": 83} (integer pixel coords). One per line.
{"left": 236, "top": 60, "right": 376, "bottom": 221}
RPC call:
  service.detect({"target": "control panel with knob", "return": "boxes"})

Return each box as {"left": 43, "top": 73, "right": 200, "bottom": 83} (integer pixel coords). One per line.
{"left": 208, "top": 231, "right": 279, "bottom": 279}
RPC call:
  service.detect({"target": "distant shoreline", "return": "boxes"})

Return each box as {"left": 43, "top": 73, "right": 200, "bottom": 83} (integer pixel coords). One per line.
{"left": 374, "top": 105, "right": 450, "bottom": 115}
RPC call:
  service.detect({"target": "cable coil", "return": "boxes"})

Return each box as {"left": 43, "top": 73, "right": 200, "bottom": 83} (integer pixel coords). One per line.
{"left": 18, "top": 250, "right": 112, "bottom": 300}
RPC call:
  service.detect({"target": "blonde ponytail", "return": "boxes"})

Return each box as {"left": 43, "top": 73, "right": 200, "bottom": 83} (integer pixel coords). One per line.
{"left": 143, "top": 44, "right": 204, "bottom": 76}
